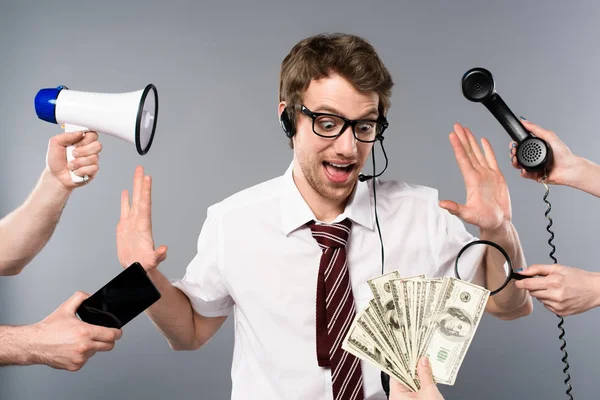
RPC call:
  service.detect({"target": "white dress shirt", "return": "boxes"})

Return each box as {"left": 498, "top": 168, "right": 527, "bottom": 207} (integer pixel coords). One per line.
{"left": 172, "top": 162, "right": 484, "bottom": 400}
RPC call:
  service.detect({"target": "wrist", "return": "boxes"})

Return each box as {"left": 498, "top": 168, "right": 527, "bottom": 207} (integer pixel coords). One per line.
{"left": 7, "top": 325, "right": 38, "bottom": 365}
{"left": 479, "top": 220, "right": 512, "bottom": 239}
{"left": 562, "top": 156, "right": 589, "bottom": 188}
{"left": 41, "top": 168, "right": 73, "bottom": 199}
{"left": 24, "top": 323, "right": 46, "bottom": 366}
{"left": 146, "top": 267, "right": 161, "bottom": 280}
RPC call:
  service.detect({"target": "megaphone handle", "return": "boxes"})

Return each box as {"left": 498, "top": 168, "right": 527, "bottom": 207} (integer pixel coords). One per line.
{"left": 63, "top": 123, "right": 89, "bottom": 183}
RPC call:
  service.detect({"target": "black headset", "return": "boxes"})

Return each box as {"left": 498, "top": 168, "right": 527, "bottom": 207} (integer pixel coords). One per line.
{"left": 280, "top": 107, "right": 296, "bottom": 138}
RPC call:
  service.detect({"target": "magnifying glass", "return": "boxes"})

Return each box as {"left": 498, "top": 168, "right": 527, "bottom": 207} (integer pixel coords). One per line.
{"left": 454, "top": 239, "right": 529, "bottom": 296}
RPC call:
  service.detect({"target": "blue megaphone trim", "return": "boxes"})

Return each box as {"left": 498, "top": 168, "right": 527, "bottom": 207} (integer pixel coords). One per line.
{"left": 34, "top": 85, "right": 67, "bottom": 124}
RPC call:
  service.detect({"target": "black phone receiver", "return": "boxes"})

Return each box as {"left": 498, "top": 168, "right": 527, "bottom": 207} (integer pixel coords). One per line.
{"left": 461, "top": 67, "right": 552, "bottom": 172}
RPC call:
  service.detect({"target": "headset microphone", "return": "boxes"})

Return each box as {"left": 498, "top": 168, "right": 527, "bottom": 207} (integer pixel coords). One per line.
{"left": 359, "top": 137, "right": 388, "bottom": 182}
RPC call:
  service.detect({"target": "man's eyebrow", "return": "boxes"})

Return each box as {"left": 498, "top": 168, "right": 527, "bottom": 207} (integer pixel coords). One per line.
{"left": 312, "top": 105, "right": 379, "bottom": 119}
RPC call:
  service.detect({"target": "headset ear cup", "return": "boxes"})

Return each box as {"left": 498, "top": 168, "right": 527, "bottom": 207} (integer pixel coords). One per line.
{"left": 280, "top": 108, "right": 295, "bottom": 138}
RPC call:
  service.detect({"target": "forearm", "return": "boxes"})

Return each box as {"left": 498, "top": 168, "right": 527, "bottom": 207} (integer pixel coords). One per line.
{"left": 565, "top": 157, "right": 600, "bottom": 198}
{"left": 145, "top": 269, "right": 222, "bottom": 351}
{"left": 0, "top": 325, "right": 37, "bottom": 366}
{"left": 0, "top": 169, "right": 71, "bottom": 275}
{"left": 480, "top": 222, "right": 532, "bottom": 319}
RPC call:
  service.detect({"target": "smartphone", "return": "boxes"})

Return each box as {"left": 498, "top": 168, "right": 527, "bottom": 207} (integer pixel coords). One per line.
{"left": 76, "top": 262, "right": 161, "bottom": 329}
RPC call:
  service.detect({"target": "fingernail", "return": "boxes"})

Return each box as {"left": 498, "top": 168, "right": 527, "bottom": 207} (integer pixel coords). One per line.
{"left": 511, "top": 156, "right": 515, "bottom": 163}
{"left": 421, "top": 357, "right": 430, "bottom": 367}
{"left": 67, "top": 162, "right": 74, "bottom": 170}
{"left": 520, "top": 116, "right": 527, "bottom": 120}
{"left": 72, "top": 150, "right": 78, "bottom": 157}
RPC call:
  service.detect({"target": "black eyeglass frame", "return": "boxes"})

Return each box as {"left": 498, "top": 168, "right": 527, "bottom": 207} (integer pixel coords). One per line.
{"left": 300, "top": 105, "right": 389, "bottom": 143}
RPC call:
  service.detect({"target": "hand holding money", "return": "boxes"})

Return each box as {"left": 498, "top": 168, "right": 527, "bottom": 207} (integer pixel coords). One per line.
{"left": 342, "top": 273, "right": 490, "bottom": 391}
{"left": 390, "top": 357, "right": 445, "bottom": 400}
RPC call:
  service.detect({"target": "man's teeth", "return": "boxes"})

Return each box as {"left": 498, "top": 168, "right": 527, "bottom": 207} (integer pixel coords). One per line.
{"left": 328, "top": 162, "right": 352, "bottom": 168}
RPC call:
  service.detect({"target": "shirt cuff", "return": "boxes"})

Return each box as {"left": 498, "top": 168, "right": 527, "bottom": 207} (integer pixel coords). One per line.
{"left": 171, "top": 279, "right": 233, "bottom": 318}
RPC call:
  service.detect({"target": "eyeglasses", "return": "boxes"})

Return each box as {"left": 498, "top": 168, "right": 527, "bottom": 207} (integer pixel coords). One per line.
{"left": 300, "top": 105, "right": 388, "bottom": 143}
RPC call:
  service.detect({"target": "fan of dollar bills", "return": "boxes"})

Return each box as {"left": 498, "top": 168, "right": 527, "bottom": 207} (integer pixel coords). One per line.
{"left": 342, "top": 272, "right": 490, "bottom": 392}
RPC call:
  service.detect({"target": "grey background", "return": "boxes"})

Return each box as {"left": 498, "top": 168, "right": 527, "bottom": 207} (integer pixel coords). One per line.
{"left": 1, "top": 0, "right": 599, "bottom": 399}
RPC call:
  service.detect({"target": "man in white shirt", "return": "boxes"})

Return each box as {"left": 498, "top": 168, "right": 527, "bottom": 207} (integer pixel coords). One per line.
{"left": 115, "top": 33, "right": 532, "bottom": 399}
{"left": 0, "top": 130, "right": 123, "bottom": 371}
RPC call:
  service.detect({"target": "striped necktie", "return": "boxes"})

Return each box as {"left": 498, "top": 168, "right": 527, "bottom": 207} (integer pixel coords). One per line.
{"left": 308, "top": 218, "right": 364, "bottom": 400}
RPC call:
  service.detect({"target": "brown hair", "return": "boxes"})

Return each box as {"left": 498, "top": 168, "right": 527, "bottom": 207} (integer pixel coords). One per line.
{"left": 279, "top": 33, "right": 394, "bottom": 146}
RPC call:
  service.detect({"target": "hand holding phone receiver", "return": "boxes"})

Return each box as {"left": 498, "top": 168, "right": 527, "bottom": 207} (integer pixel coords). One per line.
{"left": 76, "top": 262, "right": 161, "bottom": 329}
{"left": 462, "top": 69, "right": 574, "bottom": 399}
{"left": 461, "top": 67, "right": 553, "bottom": 172}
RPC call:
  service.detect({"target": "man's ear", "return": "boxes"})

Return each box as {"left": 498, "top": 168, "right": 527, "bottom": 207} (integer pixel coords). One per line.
{"left": 278, "top": 101, "right": 287, "bottom": 117}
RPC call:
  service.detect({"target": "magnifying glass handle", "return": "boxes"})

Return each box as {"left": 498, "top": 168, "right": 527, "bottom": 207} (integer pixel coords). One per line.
{"left": 381, "top": 371, "right": 390, "bottom": 397}
{"left": 512, "top": 272, "right": 531, "bottom": 280}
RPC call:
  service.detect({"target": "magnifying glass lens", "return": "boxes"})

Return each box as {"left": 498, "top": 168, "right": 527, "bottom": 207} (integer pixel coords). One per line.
{"left": 455, "top": 241, "right": 512, "bottom": 295}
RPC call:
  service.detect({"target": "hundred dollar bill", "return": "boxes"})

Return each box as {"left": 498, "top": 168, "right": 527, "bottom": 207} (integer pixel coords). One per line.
{"left": 388, "top": 279, "right": 412, "bottom": 372}
{"left": 342, "top": 311, "right": 419, "bottom": 392}
{"left": 370, "top": 274, "right": 426, "bottom": 372}
{"left": 420, "top": 277, "right": 490, "bottom": 385}
{"left": 357, "top": 307, "right": 402, "bottom": 369}
{"left": 417, "top": 278, "right": 444, "bottom": 363}
{"left": 398, "top": 279, "right": 415, "bottom": 373}
{"left": 367, "top": 271, "right": 401, "bottom": 324}
{"left": 367, "top": 271, "right": 405, "bottom": 362}
{"left": 363, "top": 304, "right": 408, "bottom": 371}
{"left": 412, "top": 280, "right": 424, "bottom": 368}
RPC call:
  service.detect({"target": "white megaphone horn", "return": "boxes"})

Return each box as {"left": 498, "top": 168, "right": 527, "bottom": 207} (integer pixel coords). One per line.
{"left": 34, "top": 84, "right": 159, "bottom": 183}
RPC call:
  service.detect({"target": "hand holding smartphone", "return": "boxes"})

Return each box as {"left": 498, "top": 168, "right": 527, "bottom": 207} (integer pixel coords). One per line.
{"left": 76, "top": 262, "right": 161, "bottom": 329}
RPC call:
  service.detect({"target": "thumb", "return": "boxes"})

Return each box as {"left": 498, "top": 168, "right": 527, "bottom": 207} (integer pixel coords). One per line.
{"left": 416, "top": 357, "right": 436, "bottom": 389}
{"left": 520, "top": 120, "right": 555, "bottom": 141}
{"left": 518, "top": 264, "right": 560, "bottom": 277}
{"left": 52, "top": 131, "right": 87, "bottom": 147}
{"left": 439, "top": 200, "right": 477, "bottom": 224}
{"left": 439, "top": 200, "right": 474, "bottom": 220}
{"left": 438, "top": 200, "right": 460, "bottom": 215}
{"left": 61, "top": 291, "right": 90, "bottom": 314}
{"left": 153, "top": 245, "right": 168, "bottom": 265}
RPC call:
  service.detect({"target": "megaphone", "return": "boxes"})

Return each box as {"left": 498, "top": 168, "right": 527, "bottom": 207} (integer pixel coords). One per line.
{"left": 34, "top": 84, "right": 159, "bottom": 183}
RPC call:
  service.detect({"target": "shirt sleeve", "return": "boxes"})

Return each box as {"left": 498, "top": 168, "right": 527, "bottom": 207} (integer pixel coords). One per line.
{"left": 171, "top": 206, "right": 234, "bottom": 317}
{"left": 428, "top": 194, "right": 486, "bottom": 287}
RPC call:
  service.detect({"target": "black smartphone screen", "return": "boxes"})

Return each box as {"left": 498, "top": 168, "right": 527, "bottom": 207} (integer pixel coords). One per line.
{"left": 76, "top": 262, "right": 161, "bottom": 329}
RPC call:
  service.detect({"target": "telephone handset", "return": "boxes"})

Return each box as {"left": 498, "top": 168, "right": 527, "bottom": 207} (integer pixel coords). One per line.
{"left": 461, "top": 67, "right": 573, "bottom": 400}
{"left": 461, "top": 67, "right": 553, "bottom": 172}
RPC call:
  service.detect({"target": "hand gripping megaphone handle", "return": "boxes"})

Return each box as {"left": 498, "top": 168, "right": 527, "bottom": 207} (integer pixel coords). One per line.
{"left": 63, "top": 123, "right": 89, "bottom": 183}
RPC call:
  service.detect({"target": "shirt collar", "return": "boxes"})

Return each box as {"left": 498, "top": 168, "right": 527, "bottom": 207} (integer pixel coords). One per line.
{"left": 279, "top": 161, "right": 374, "bottom": 236}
